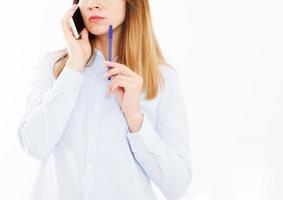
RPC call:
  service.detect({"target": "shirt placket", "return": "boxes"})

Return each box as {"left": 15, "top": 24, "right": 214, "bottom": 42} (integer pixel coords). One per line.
{"left": 81, "top": 84, "right": 105, "bottom": 200}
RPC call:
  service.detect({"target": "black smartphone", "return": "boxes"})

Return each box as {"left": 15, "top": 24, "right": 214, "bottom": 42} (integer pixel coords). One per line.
{"left": 68, "top": 6, "right": 85, "bottom": 39}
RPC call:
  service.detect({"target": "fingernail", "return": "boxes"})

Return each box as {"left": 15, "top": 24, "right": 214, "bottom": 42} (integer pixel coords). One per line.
{"left": 102, "top": 73, "right": 107, "bottom": 78}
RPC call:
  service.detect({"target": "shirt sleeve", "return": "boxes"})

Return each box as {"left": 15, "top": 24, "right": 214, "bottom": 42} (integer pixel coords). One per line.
{"left": 17, "top": 52, "right": 84, "bottom": 160}
{"left": 126, "top": 65, "right": 192, "bottom": 200}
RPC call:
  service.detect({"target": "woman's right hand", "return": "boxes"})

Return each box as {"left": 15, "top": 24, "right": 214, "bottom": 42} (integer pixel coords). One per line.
{"left": 61, "top": 4, "right": 91, "bottom": 72}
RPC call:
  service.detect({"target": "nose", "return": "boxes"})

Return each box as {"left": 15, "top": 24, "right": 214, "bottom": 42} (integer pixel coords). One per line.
{"left": 85, "top": 0, "right": 103, "bottom": 11}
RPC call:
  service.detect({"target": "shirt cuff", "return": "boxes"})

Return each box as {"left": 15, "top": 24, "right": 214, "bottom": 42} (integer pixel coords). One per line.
{"left": 126, "top": 112, "right": 161, "bottom": 153}
{"left": 52, "top": 66, "right": 84, "bottom": 92}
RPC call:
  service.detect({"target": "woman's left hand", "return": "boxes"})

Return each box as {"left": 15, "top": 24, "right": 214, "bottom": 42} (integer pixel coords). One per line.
{"left": 103, "top": 61, "right": 144, "bottom": 132}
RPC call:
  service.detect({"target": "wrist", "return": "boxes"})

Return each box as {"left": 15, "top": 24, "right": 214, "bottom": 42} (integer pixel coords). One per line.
{"left": 125, "top": 111, "right": 144, "bottom": 133}
{"left": 124, "top": 109, "right": 143, "bottom": 120}
{"left": 66, "top": 60, "right": 84, "bottom": 72}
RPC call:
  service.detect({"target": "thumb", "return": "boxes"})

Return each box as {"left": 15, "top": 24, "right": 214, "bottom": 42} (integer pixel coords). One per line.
{"left": 80, "top": 28, "right": 89, "bottom": 40}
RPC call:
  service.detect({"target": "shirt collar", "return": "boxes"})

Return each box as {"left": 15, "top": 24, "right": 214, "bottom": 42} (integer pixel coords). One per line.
{"left": 84, "top": 48, "right": 109, "bottom": 83}
{"left": 85, "top": 48, "right": 105, "bottom": 67}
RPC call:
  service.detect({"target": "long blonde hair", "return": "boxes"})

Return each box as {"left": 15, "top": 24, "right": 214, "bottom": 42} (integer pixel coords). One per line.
{"left": 54, "top": 0, "right": 170, "bottom": 100}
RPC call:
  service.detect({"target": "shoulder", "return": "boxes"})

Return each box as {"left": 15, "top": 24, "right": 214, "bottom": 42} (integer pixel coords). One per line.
{"left": 155, "top": 63, "right": 187, "bottom": 108}
{"left": 36, "top": 50, "right": 63, "bottom": 70}
{"left": 34, "top": 49, "right": 64, "bottom": 69}
{"left": 158, "top": 63, "right": 182, "bottom": 93}
{"left": 32, "top": 49, "right": 65, "bottom": 80}
{"left": 159, "top": 63, "right": 178, "bottom": 78}
{"left": 43, "top": 49, "right": 64, "bottom": 66}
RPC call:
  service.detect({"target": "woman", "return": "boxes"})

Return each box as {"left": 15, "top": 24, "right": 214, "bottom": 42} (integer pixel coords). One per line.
{"left": 17, "top": 0, "right": 192, "bottom": 199}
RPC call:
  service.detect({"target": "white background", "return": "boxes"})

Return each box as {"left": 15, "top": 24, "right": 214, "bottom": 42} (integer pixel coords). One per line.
{"left": 0, "top": 0, "right": 282, "bottom": 199}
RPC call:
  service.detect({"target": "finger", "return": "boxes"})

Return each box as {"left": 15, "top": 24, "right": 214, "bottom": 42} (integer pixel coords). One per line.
{"left": 109, "top": 79, "right": 128, "bottom": 95}
{"left": 104, "top": 61, "right": 125, "bottom": 68}
{"left": 103, "top": 67, "right": 131, "bottom": 79}
{"left": 62, "top": 7, "right": 77, "bottom": 35}
{"left": 65, "top": 4, "right": 79, "bottom": 19}
{"left": 61, "top": 21, "right": 74, "bottom": 42}
{"left": 80, "top": 27, "right": 89, "bottom": 40}
{"left": 111, "top": 74, "right": 133, "bottom": 82}
{"left": 109, "top": 76, "right": 134, "bottom": 94}
{"left": 61, "top": 4, "right": 79, "bottom": 41}
{"left": 62, "top": 4, "right": 78, "bottom": 29}
{"left": 104, "top": 61, "right": 135, "bottom": 76}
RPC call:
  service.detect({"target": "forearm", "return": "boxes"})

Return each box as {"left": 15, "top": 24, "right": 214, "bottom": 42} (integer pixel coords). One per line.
{"left": 124, "top": 110, "right": 144, "bottom": 134}
{"left": 17, "top": 67, "right": 83, "bottom": 160}
{"left": 126, "top": 112, "right": 192, "bottom": 200}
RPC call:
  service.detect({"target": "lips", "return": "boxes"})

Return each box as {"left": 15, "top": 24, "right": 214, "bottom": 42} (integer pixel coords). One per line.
{"left": 89, "top": 15, "right": 105, "bottom": 20}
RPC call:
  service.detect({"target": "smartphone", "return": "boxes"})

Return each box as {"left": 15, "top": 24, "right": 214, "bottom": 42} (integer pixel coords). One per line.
{"left": 68, "top": 6, "right": 85, "bottom": 39}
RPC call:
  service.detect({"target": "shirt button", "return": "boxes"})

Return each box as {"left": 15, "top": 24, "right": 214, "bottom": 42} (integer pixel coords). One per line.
{"left": 84, "top": 195, "right": 89, "bottom": 199}
{"left": 89, "top": 136, "right": 95, "bottom": 140}
{"left": 87, "top": 164, "right": 92, "bottom": 169}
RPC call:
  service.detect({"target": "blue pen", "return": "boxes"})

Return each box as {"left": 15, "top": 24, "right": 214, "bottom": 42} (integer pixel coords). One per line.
{"left": 107, "top": 25, "right": 113, "bottom": 80}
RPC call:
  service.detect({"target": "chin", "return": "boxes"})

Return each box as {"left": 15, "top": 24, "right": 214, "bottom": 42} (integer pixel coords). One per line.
{"left": 87, "top": 25, "right": 109, "bottom": 36}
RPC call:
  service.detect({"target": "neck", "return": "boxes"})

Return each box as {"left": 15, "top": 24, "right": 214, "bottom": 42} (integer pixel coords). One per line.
{"left": 93, "top": 25, "right": 122, "bottom": 61}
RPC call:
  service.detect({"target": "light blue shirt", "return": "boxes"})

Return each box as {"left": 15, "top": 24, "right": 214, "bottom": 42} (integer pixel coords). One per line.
{"left": 17, "top": 48, "right": 192, "bottom": 200}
